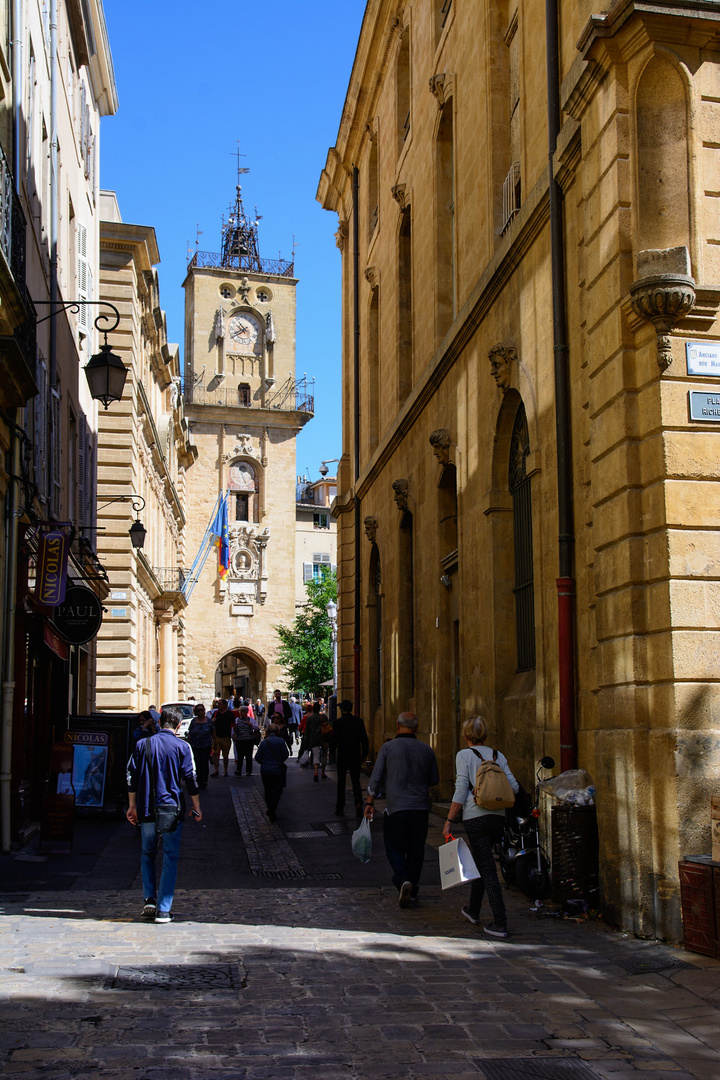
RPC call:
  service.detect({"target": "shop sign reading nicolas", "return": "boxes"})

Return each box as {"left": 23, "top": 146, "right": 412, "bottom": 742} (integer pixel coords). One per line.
{"left": 53, "top": 585, "right": 103, "bottom": 646}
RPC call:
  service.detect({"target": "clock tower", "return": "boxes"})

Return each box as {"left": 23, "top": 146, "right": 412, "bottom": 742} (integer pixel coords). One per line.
{"left": 181, "top": 183, "right": 313, "bottom": 703}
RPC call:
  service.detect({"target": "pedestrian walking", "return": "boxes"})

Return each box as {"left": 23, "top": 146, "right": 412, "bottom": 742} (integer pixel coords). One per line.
{"left": 255, "top": 699, "right": 265, "bottom": 724}
{"left": 300, "top": 701, "right": 331, "bottom": 782}
{"left": 212, "top": 699, "right": 233, "bottom": 777}
{"left": 365, "top": 712, "right": 439, "bottom": 908}
{"left": 131, "top": 710, "right": 159, "bottom": 749}
{"left": 289, "top": 695, "right": 303, "bottom": 745}
{"left": 126, "top": 706, "right": 202, "bottom": 923}
{"left": 186, "top": 703, "right": 216, "bottom": 788}
{"left": 332, "top": 699, "right": 369, "bottom": 818}
{"left": 443, "top": 715, "right": 519, "bottom": 938}
{"left": 232, "top": 705, "right": 259, "bottom": 775}
{"left": 255, "top": 722, "right": 289, "bottom": 821}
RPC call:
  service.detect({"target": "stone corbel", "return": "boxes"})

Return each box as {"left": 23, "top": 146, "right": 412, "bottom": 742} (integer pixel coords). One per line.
{"left": 335, "top": 218, "right": 349, "bottom": 251}
{"left": 364, "top": 515, "right": 378, "bottom": 543}
{"left": 488, "top": 342, "right": 517, "bottom": 393}
{"left": 364, "top": 265, "right": 379, "bottom": 289}
{"left": 429, "top": 428, "right": 451, "bottom": 465}
{"left": 429, "top": 72, "right": 455, "bottom": 108}
{"left": 629, "top": 248, "right": 696, "bottom": 372}
{"left": 392, "top": 479, "right": 409, "bottom": 511}
{"left": 391, "top": 183, "right": 411, "bottom": 211}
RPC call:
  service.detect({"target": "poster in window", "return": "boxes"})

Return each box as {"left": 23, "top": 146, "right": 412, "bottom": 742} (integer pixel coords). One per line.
{"left": 71, "top": 740, "right": 108, "bottom": 808}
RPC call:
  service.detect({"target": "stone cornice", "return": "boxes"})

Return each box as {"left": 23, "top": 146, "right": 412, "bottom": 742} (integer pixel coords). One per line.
{"left": 352, "top": 170, "right": 551, "bottom": 502}
{"left": 100, "top": 222, "right": 160, "bottom": 270}
{"left": 578, "top": 0, "right": 720, "bottom": 58}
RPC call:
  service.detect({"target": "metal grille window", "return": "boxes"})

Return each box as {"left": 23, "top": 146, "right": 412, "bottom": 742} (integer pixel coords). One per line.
{"left": 509, "top": 402, "right": 535, "bottom": 671}
{"left": 502, "top": 161, "right": 521, "bottom": 233}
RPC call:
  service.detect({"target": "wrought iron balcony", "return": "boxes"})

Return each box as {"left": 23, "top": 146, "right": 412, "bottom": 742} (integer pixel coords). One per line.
{"left": 187, "top": 250, "right": 294, "bottom": 277}
{"left": 0, "top": 140, "right": 36, "bottom": 366}
{"left": 154, "top": 567, "right": 187, "bottom": 594}
{"left": 185, "top": 374, "right": 314, "bottom": 415}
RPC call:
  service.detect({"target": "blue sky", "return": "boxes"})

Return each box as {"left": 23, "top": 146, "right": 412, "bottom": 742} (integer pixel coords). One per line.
{"left": 100, "top": 1, "right": 366, "bottom": 480}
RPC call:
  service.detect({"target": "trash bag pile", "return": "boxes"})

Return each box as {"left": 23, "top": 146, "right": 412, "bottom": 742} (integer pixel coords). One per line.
{"left": 539, "top": 768, "right": 595, "bottom": 806}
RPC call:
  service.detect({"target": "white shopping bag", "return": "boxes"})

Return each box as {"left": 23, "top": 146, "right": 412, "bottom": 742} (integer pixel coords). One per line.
{"left": 439, "top": 836, "right": 480, "bottom": 889}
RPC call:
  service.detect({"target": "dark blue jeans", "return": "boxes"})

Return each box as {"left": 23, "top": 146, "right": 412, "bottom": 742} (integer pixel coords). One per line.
{"left": 382, "top": 809, "right": 429, "bottom": 898}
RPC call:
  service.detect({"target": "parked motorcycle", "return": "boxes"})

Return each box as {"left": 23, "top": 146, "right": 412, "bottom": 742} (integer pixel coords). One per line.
{"left": 496, "top": 755, "right": 555, "bottom": 899}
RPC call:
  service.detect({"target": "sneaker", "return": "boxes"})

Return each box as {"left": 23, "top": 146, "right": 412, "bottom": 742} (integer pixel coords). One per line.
{"left": 398, "top": 881, "right": 413, "bottom": 909}
{"left": 461, "top": 906, "right": 480, "bottom": 925}
{"left": 211, "top": 772, "right": 220, "bottom": 777}
{"left": 141, "top": 899, "right": 156, "bottom": 920}
{"left": 155, "top": 911, "right": 174, "bottom": 924}
{"left": 313, "top": 773, "right": 319, "bottom": 783}
{"left": 484, "top": 922, "right": 508, "bottom": 938}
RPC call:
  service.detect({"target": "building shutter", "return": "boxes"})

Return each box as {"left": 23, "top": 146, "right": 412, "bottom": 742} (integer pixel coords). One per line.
{"left": 303, "top": 563, "right": 313, "bottom": 583}
{"left": 77, "top": 412, "right": 86, "bottom": 527}
{"left": 77, "top": 223, "right": 90, "bottom": 334}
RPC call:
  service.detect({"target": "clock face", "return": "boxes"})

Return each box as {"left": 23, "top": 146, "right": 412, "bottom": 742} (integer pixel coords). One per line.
{"left": 228, "top": 312, "right": 261, "bottom": 351}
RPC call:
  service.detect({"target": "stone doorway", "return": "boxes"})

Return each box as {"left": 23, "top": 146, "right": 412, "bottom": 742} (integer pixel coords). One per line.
{"left": 215, "top": 649, "right": 266, "bottom": 705}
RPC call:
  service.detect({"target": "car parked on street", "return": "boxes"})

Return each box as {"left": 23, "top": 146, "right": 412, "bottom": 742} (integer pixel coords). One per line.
{"left": 160, "top": 701, "right": 197, "bottom": 740}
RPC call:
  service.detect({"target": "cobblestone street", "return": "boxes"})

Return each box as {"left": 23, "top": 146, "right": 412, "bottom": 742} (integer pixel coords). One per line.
{"left": 2, "top": 759, "right": 719, "bottom": 1080}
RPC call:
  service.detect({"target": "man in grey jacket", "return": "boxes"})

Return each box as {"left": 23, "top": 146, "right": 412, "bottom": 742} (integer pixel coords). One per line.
{"left": 364, "top": 712, "right": 439, "bottom": 908}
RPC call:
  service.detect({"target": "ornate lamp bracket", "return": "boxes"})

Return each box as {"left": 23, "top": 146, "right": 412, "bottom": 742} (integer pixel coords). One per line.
{"left": 629, "top": 249, "right": 696, "bottom": 372}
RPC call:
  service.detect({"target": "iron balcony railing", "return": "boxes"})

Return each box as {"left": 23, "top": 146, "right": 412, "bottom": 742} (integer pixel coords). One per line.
{"left": 0, "top": 140, "right": 36, "bottom": 362}
{"left": 154, "top": 567, "right": 187, "bottom": 594}
{"left": 187, "top": 250, "right": 294, "bottom": 277}
{"left": 185, "top": 375, "right": 314, "bottom": 415}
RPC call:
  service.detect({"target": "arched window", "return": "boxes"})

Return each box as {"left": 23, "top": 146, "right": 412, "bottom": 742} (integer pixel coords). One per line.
{"left": 438, "top": 463, "right": 458, "bottom": 567}
{"left": 369, "top": 543, "right": 383, "bottom": 710}
{"left": 398, "top": 511, "right": 414, "bottom": 698}
{"left": 396, "top": 28, "right": 410, "bottom": 158}
{"left": 228, "top": 460, "right": 259, "bottom": 524}
{"left": 398, "top": 207, "right": 412, "bottom": 404}
{"left": 509, "top": 403, "right": 535, "bottom": 671}
{"left": 435, "top": 100, "right": 455, "bottom": 339}
{"left": 367, "top": 286, "right": 380, "bottom": 453}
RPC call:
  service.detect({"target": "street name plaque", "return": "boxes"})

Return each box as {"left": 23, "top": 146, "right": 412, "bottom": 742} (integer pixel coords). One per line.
{"left": 689, "top": 392, "right": 720, "bottom": 422}
{"left": 686, "top": 340, "right": 720, "bottom": 376}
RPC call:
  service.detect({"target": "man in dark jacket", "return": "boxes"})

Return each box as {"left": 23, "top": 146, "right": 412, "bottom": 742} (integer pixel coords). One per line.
{"left": 126, "top": 706, "right": 201, "bottom": 923}
{"left": 255, "top": 723, "right": 290, "bottom": 821}
{"left": 332, "top": 699, "right": 369, "bottom": 818}
{"left": 365, "top": 713, "right": 439, "bottom": 908}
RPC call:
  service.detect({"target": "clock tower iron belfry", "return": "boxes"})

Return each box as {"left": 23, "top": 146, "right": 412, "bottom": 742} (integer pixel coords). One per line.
{"left": 181, "top": 181, "right": 313, "bottom": 703}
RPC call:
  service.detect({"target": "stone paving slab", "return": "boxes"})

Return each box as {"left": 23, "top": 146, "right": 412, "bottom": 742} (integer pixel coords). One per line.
{"left": 1, "top": 884, "right": 719, "bottom": 1080}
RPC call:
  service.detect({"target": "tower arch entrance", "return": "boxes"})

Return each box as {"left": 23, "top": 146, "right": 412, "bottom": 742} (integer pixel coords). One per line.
{"left": 215, "top": 648, "right": 266, "bottom": 704}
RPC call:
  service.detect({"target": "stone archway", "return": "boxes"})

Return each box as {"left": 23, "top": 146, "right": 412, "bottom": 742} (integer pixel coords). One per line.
{"left": 215, "top": 648, "right": 267, "bottom": 705}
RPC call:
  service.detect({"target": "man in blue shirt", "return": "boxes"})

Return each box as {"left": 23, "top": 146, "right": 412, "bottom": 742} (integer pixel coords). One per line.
{"left": 126, "top": 706, "right": 201, "bottom": 923}
{"left": 364, "top": 713, "right": 439, "bottom": 909}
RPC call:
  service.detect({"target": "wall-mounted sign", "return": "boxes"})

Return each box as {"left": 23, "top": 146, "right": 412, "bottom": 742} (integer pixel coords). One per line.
{"left": 686, "top": 341, "right": 720, "bottom": 376}
{"left": 111, "top": 608, "right": 127, "bottom": 617}
{"left": 111, "top": 590, "right": 128, "bottom": 601}
{"left": 37, "top": 530, "right": 69, "bottom": 605}
{"left": 689, "top": 392, "right": 720, "bottom": 422}
{"left": 63, "top": 731, "right": 108, "bottom": 809}
{"left": 53, "top": 586, "right": 103, "bottom": 645}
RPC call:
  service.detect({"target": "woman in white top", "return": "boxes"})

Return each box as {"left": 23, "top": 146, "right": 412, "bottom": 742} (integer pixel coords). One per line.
{"left": 443, "top": 715, "right": 519, "bottom": 938}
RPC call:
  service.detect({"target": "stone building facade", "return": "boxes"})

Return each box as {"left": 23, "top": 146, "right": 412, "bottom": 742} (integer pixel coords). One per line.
{"left": 317, "top": 0, "right": 720, "bottom": 939}
{"left": 95, "top": 192, "right": 196, "bottom": 713}
{"left": 0, "top": 1, "right": 117, "bottom": 848}
{"left": 181, "top": 186, "right": 313, "bottom": 705}
{"left": 295, "top": 472, "right": 338, "bottom": 609}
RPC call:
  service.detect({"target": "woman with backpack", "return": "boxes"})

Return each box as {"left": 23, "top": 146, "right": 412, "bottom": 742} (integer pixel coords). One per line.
{"left": 442, "top": 715, "right": 519, "bottom": 939}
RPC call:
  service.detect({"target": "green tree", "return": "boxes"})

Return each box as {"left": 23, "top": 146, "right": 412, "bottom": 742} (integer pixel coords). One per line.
{"left": 274, "top": 570, "right": 337, "bottom": 694}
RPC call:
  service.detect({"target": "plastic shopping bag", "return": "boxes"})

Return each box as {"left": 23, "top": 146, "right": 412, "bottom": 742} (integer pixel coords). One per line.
{"left": 351, "top": 816, "right": 372, "bottom": 863}
{"left": 439, "top": 836, "right": 480, "bottom": 889}
{"left": 298, "top": 750, "right": 310, "bottom": 767}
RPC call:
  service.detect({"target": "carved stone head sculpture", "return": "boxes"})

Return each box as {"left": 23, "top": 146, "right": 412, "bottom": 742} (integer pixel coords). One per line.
{"left": 392, "top": 479, "right": 409, "bottom": 512}
{"left": 488, "top": 342, "right": 516, "bottom": 391}
{"left": 429, "top": 429, "right": 451, "bottom": 465}
{"left": 363, "top": 515, "right": 378, "bottom": 543}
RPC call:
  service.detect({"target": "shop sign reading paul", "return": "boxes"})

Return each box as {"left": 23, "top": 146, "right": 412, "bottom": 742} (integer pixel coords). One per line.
{"left": 53, "top": 585, "right": 103, "bottom": 645}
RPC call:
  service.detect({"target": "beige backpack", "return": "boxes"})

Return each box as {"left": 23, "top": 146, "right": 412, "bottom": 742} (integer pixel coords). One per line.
{"left": 470, "top": 747, "right": 515, "bottom": 809}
